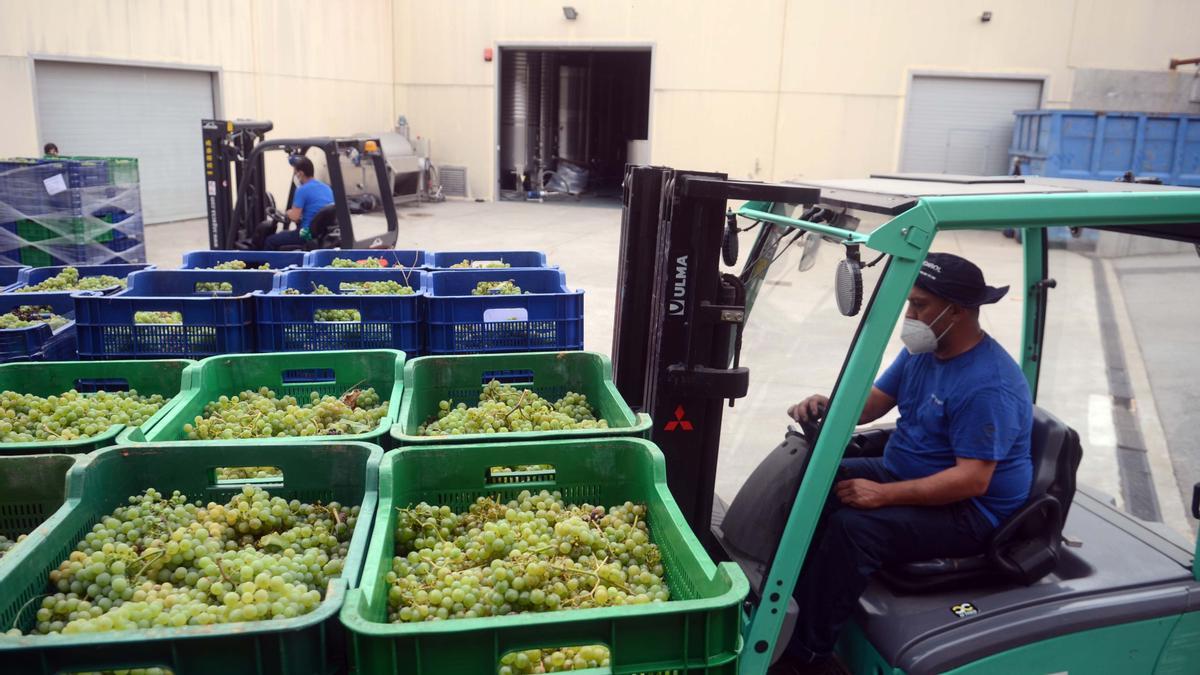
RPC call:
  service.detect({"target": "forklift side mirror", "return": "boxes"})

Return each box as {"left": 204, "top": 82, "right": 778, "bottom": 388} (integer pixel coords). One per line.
{"left": 835, "top": 258, "right": 863, "bottom": 316}
{"left": 1191, "top": 482, "right": 1199, "bottom": 520}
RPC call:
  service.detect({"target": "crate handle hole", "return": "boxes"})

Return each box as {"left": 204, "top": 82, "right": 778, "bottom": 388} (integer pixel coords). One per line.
{"left": 497, "top": 644, "right": 610, "bottom": 674}
{"left": 282, "top": 368, "right": 336, "bottom": 384}
{"left": 61, "top": 668, "right": 174, "bottom": 675}
{"left": 483, "top": 307, "right": 529, "bottom": 323}
{"left": 212, "top": 466, "right": 284, "bottom": 485}
{"left": 74, "top": 377, "right": 130, "bottom": 393}
{"left": 486, "top": 464, "right": 556, "bottom": 486}
{"left": 481, "top": 369, "right": 535, "bottom": 387}
{"left": 193, "top": 283, "right": 233, "bottom": 296}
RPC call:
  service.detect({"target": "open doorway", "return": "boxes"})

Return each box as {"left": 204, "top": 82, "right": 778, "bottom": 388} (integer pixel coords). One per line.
{"left": 497, "top": 48, "right": 651, "bottom": 202}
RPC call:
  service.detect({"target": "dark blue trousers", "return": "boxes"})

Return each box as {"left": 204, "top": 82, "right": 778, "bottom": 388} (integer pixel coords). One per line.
{"left": 265, "top": 228, "right": 303, "bottom": 251}
{"left": 787, "top": 457, "right": 994, "bottom": 662}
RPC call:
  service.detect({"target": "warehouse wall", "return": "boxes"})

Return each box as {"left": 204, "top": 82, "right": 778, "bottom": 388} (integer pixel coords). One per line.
{"left": 0, "top": 0, "right": 397, "bottom": 189}
{"left": 391, "top": 0, "right": 1200, "bottom": 199}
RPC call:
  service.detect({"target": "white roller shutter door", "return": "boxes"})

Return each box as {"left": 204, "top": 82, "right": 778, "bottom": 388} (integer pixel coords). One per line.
{"left": 901, "top": 76, "right": 1043, "bottom": 176}
{"left": 35, "top": 61, "right": 215, "bottom": 224}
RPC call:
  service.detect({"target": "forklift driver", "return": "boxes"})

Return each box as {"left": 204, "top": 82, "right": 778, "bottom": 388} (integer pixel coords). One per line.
{"left": 265, "top": 156, "right": 334, "bottom": 250}
{"left": 777, "top": 252, "right": 1034, "bottom": 674}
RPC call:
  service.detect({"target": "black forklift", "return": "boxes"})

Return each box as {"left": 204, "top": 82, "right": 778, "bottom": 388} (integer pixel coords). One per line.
{"left": 201, "top": 119, "right": 400, "bottom": 251}
{"left": 612, "top": 167, "right": 1200, "bottom": 674}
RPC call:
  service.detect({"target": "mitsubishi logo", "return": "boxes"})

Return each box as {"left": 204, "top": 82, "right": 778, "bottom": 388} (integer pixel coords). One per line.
{"left": 663, "top": 405, "right": 693, "bottom": 432}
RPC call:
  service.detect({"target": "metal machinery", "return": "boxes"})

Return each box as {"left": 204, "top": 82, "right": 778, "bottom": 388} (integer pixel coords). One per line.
{"left": 201, "top": 119, "right": 399, "bottom": 251}
{"left": 612, "top": 168, "right": 1200, "bottom": 674}
{"left": 323, "top": 116, "right": 442, "bottom": 209}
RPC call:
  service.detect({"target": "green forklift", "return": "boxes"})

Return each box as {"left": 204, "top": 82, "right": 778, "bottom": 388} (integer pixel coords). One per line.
{"left": 613, "top": 170, "right": 1200, "bottom": 674}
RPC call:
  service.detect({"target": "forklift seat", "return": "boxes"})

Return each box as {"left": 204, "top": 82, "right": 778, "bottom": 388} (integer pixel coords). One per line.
{"left": 273, "top": 204, "right": 340, "bottom": 252}
{"left": 878, "top": 406, "right": 1083, "bottom": 592}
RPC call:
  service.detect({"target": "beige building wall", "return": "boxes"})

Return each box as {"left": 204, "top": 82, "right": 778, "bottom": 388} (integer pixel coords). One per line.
{"left": 0, "top": 1, "right": 1197, "bottom": 202}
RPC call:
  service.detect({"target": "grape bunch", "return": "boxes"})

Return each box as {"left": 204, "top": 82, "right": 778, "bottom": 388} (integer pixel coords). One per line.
{"left": 0, "top": 533, "right": 28, "bottom": 560}
{"left": 285, "top": 281, "right": 414, "bottom": 296}
{"left": 418, "top": 381, "right": 607, "bottom": 436}
{"left": 18, "top": 267, "right": 125, "bottom": 293}
{"left": 385, "top": 490, "right": 668, "bottom": 627}
{"left": 205, "top": 260, "right": 271, "bottom": 271}
{"left": 195, "top": 282, "right": 233, "bottom": 293}
{"left": 134, "top": 311, "right": 183, "bottom": 325}
{"left": 215, "top": 466, "right": 281, "bottom": 480}
{"left": 0, "top": 389, "right": 167, "bottom": 442}
{"left": 331, "top": 257, "right": 389, "bottom": 268}
{"left": 183, "top": 386, "right": 388, "bottom": 440}
{"left": 501, "top": 645, "right": 610, "bottom": 674}
{"left": 0, "top": 305, "right": 69, "bottom": 330}
{"left": 450, "top": 259, "right": 511, "bottom": 269}
{"left": 5, "top": 485, "right": 358, "bottom": 637}
{"left": 473, "top": 280, "right": 523, "bottom": 295}
{"left": 283, "top": 284, "right": 335, "bottom": 296}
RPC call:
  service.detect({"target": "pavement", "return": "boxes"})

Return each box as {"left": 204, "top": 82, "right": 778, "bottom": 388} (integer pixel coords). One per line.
{"left": 146, "top": 200, "right": 1196, "bottom": 539}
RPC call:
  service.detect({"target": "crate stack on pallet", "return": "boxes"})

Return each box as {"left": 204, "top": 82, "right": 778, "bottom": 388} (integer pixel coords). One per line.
{"left": 0, "top": 156, "right": 146, "bottom": 267}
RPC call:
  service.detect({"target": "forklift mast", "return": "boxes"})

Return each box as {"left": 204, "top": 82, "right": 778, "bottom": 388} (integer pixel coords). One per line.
{"left": 202, "top": 119, "right": 273, "bottom": 250}
{"left": 611, "top": 166, "right": 818, "bottom": 534}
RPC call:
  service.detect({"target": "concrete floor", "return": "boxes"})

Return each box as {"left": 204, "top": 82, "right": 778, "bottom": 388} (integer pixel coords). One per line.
{"left": 146, "top": 200, "right": 1195, "bottom": 538}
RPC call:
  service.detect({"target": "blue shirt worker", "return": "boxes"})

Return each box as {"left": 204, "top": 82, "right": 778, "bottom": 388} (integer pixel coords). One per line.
{"left": 266, "top": 156, "right": 334, "bottom": 250}
{"left": 776, "top": 252, "right": 1034, "bottom": 675}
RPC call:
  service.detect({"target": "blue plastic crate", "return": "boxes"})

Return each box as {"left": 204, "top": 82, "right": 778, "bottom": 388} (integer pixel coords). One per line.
{"left": 0, "top": 266, "right": 29, "bottom": 291}
{"left": 425, "top": 250, "right": 549, "bottom": 269}
{"left": 0, "top": 292, "right": 80, "bottom": 363}
{"left": 1010, "top": 109, "right": 1200, "bottom": 186}
{"left": 73, "top": 269, "right": 277, "bottom": 359}
{"left": 5, "top": 263, "right": 153, "bottom": 295}
{"left": 256, "top": 268, "right": 427, "bottom": 355}
{"left": 302, "top": 249, "right": 426, "bottom": 268}
{"left": 426, "top": 269, "right": 583, "bottom": 355}
{"left": 181, "top": 250, "right": 306, "bottom": 270}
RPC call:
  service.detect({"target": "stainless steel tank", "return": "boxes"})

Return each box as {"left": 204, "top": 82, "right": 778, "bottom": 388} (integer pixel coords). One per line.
{"left": 500, "top": 51, "right": 540, "bottom": 178}
{"left": 558, "top": 65, "right": 586, "bottom": 163}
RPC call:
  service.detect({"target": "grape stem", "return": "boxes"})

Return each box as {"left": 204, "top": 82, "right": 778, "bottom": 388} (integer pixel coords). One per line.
{"left": 9, "top": 593, "right": 47, "bottom": 631}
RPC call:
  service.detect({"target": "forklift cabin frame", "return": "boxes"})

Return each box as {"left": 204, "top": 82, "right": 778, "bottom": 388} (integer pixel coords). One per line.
{"left": 202, "top": 119, "right": 399, "bottom": 251}
{"left": 731, "top": 180, "right": 1200, "bottom": 673}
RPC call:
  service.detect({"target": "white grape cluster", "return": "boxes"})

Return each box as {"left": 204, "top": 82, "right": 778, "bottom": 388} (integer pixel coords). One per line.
{"left": 183, "top": 386, "right": 388, "bottom": 440}
{"left": 215, "top": 466, "right": 282, "bottom": 480}
{"left": 473, "top": 280, "right": 523, "bottom": 295}
{"left": 450, "top": 259, "right": 511, "bottom": 269}
{"left": 501, "top": 645, "right": 610, "bottom": 674}
{"left": 134, "top": 311, "right": 183, "bottom": 325}
{"left": 386, "top": 490, "right": 668, "bottom": 626}
{"left": 5, "top": 485, "right": 358, "bottom": 637}
{"left": 205, "top": 260, "right": 271, "bottom": 271}
{"left": 285, "top": 281, "right": 414, "bottom": 296}
{"left": 0, "top": 305, "right": 69, "bottom": 330}
{"left": 418, "top": 381, "right": 607, "bottom": 436}
{"left": 0, "top": 389, "right": 167, "bottom": 442}
{"left": 0, "top": 533, "right": 28, "bottom": 559}
{"left": 18, "top": 267, "right": 125, "bottom": 293}
{"left": 331, "top": 257, "right": 389, "bottom": 268}
{"left": 195, "top": 282, "right": 233, "bottom": 293}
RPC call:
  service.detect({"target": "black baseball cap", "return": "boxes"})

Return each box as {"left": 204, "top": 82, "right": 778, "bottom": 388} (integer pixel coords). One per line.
{"left": 914, "top": 252, "right": 1009, "bottom": 307}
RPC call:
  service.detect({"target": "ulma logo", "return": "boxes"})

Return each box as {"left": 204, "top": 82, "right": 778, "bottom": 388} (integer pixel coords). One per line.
{"left": 668, "top": 255, "right": 688, "bottom": 315}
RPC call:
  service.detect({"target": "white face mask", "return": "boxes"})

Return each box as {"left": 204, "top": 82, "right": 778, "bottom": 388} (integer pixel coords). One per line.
{"left": 901, "top": 304, "right": 955, "bottom": 354}
{"left": 293, "top": 174, "right": 302, "bottom": 187}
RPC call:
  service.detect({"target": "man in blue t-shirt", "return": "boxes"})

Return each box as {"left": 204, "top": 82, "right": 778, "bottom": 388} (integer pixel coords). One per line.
{"left": 265, "top": 156, "right": 334, "bottom": 250}
{"left": 775, "top": 253, "right": 1033, "bottom": 675}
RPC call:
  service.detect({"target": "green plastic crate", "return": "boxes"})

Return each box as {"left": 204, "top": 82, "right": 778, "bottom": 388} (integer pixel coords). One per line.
{"left": 392, "top": 351, "right": 652, "bottom": 446}
{"left": 129, "top": 349, "right": 405, "bottom": 448}
{"left": 0, "top": 441, "right": 382, "bottom": 674}
{"left": 0, "top": 359, "right": 192, "bottom": 456}
{"left": 341, "top": 438, "right": 749, "bottom": 674}
{"left": 0, "top": 454, "right": 78, "bottom": 569}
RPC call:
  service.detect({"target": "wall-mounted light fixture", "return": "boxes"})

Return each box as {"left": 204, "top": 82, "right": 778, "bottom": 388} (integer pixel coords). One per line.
{"left": 563, "top": 6, "right": 579, "bottom": 20}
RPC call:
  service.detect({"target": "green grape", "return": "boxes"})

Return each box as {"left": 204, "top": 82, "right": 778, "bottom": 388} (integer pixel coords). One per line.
{"left": 195, "top": 282, "right": 233, "bottom": 293}
{"left": 134, "top": 311, "right": 183, "bottom": 325}
{"left": 0, "top": 305, "right": 69, "bottom": 330}
{"left": 418, "top": 381, "right": 607, "bottom": 437}
{"left": 450, "top": 259, "right": 511, "bottom": 269}
{"left": 339, "top": 280, "right": 415, "bottom": 295}
{"left": 183, "top": 386, "right": 388, "bottom": 440}
{"left": 215, "top": 466, "right": 282, "bottom": 480}
{"left": 472, "top": 280, "right": 523, "bottom": 295}
{"left": 386, "top": 490, "right": 668, "bottom": 626}
{"left": 0, "top": 389, "right": 167, "bottom": 442}
{"left": 205, "top": 261, "right": 271, "bottom": 271}
{"left": 499, "top": 644, "right": 611, "bottom": 673}
{"left": 0, "top": 533, "right": 28, "bottom": 559}
{"left": 17, "top": 267, "right": 127, "bottom": 293}
{"left": 330, "top": 257, "right": 389, "bottom": 268}
{"left": 11, "top": 485, "right": 359, "bottom": 637}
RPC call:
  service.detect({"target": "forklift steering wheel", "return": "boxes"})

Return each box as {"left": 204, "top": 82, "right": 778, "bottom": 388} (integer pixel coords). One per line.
{"left": 265, "top": 205, "right": 288, "bottom": 227}
{"left": 796, "top": 407, "right": 824, "bottom": 446}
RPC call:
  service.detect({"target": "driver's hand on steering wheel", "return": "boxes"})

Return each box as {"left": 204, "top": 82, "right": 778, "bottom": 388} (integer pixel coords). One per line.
{"left": 788, "top": 394, "right": 829, "bottom": 423}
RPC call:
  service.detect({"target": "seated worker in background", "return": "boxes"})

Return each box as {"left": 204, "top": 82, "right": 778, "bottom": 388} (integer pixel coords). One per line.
{"left": 43, "top": 143, "right": 59, "bottom": 157}
{"left": 774, "top": 252, "right": 1034, "bottom": 675}
{"left": 265, "top": 156, "right": 334, "bottom": 250}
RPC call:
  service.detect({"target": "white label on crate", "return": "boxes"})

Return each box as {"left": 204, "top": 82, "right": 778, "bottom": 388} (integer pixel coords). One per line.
{"left": 43, "top": 173, "right": 67, "bottom": 196}
{"left": 208, "top": 180, "right": 217, "bottom": 196}
{"left": 483, "top": 307, "right": 527, "bottom": 323}
{"left": 471, "top": 259, "right": 504, "bottom": 268}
